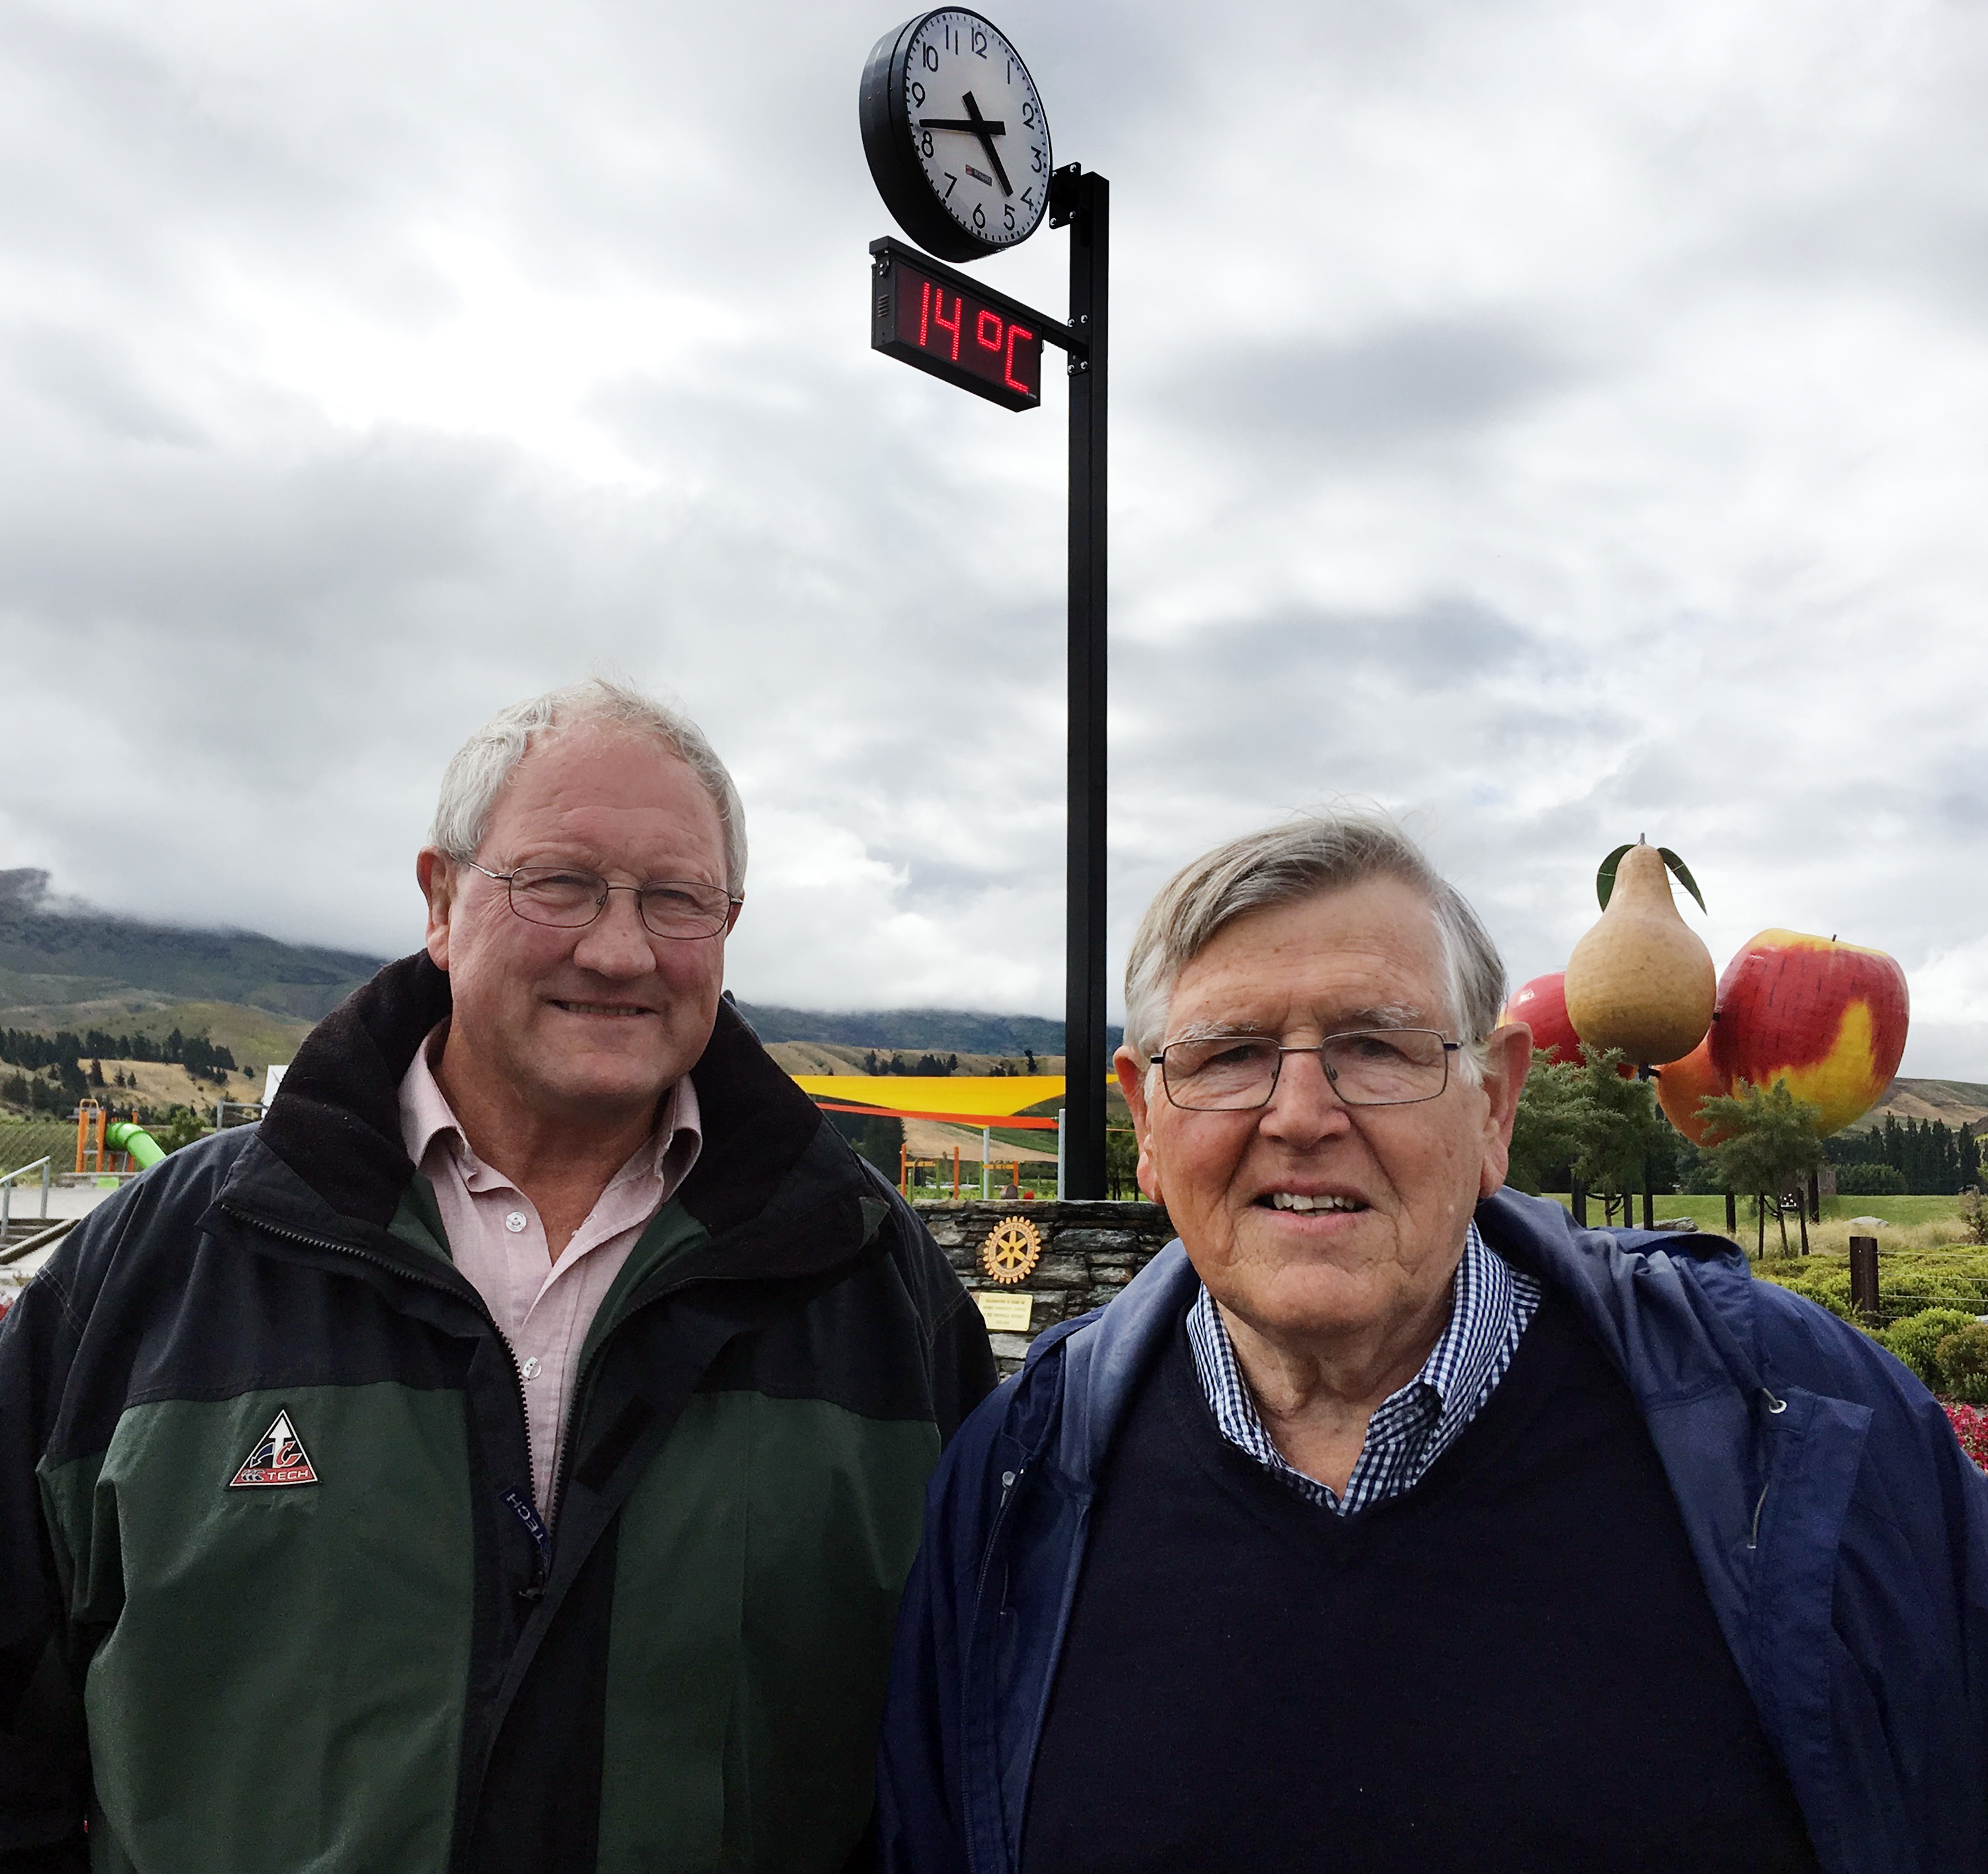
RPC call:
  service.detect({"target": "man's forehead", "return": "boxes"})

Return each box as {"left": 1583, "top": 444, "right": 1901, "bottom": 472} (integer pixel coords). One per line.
{"left": 1165, "top": 886, "right": 1450, "bottom": 1028}
{"left": 491, "top": 730, "right": 718, "bottom": 843}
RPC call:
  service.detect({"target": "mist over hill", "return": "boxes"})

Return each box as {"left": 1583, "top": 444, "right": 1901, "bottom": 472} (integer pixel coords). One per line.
{"left": 0, "top": 869, "right": 387, "bottom": 1022}
{"left": 0, "top": 873, "right": 1103, "bottom": 1055}
{"left": 733, "top": 1001, "right": 1119, "bottom": 1057}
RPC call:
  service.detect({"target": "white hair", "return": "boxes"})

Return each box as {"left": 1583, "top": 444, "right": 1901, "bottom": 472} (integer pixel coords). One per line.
{"left": 429, "top": 677, "right": 747, "bottom": 893}
{"left": 1121, "top": 812, "right": 1506, "bottom": 1080}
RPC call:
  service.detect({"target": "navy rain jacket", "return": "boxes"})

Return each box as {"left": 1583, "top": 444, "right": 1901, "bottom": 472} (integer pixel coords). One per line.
{"left": 877, "top": 1189, "right": 1988, "bottom": 1874}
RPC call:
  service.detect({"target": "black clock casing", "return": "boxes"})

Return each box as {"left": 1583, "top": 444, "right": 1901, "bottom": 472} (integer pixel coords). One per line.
{"left": 860, "top": 10, "right": 1051, "bottom": 263}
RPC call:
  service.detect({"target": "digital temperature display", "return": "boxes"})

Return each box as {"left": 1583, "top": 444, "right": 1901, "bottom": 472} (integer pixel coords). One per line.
{"left": 870, "top": 238, "right": 1060, "bottom": 413}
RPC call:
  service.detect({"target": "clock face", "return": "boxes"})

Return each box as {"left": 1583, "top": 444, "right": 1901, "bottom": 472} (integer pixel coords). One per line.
{"left": 862, "top": 9, "right": 1051, "bottom": 261}
{"left": 902, "top": 12, "right": 1050, "bottom": 251}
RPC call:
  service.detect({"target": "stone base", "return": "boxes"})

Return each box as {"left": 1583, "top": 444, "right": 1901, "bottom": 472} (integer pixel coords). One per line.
{"left": 914, "top": 1199, "right": 1176, "bottom": 1372}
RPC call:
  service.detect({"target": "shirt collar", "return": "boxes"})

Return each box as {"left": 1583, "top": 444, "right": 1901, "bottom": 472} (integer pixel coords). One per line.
{"left": 1187, "top": 1219, "right": 1513, "bottom": 1489}
{"left": 396, "top": 1020, "right": 702, "bottom": 1189}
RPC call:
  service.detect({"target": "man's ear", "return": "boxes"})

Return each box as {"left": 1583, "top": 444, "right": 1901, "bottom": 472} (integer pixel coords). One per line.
{"left": 416, "top": 848, "right": 455, "bottom": 971}
{"left": 1477, "top": 1022, "right": 1533, "bottom": 1199}
{"left": 1115, "top": 1046, "right": 1165, "bottom": 1206}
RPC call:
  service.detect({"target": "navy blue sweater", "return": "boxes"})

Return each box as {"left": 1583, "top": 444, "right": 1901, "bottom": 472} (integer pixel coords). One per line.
{"left": 1022, "top": 1296, "right": 1816, "bottom": 1872}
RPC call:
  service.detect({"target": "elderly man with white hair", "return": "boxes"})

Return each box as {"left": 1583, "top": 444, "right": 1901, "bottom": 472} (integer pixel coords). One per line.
{"left": 0, "top": 678, "right": 995, "bottom": 1874}
{"left": 877, "top": 813, "right": 1988, "bottom": 1874}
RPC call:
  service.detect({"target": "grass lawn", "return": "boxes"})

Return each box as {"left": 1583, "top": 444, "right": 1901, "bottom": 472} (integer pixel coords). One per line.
{"left": 1543, "top": 1192, "right": 1963, "bottom": 1228}
{"left": 1539, "top": 1191, "right": 1976, "bottom": 1254}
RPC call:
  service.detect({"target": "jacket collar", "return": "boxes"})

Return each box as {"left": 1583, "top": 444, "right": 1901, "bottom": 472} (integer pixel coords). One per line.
{"left": 1025, "top": 1186, "right": 1777, "bottom": 1493}
{"left": 1473, "top": 1188, "right": 1771, "bottom": 1402}
{"left": 239, "top": 952, "right": 877, "bottom": 1282}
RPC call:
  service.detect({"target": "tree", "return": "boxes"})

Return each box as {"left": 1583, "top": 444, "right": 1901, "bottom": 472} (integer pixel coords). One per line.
{"left": 1506, "top": 1045, "right": 1670, "bottom": 1224}
{"left": 1506, "top": 1052, "right": 1595, "bottom": 1195}
{"left": 1697, "top": 1080, "right": 1825, "bottom": 1257}
{"left": 1568, "top": 1047, "right": 1672, "bottom": 1226}
{"left": 1105, "top": 1125, "right": 1140, "bottom": 1199}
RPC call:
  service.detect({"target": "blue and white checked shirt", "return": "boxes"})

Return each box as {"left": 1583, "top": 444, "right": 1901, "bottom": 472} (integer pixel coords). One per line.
{"left": 1186, "top": 1221, "right": 1541, "bottom": 1517}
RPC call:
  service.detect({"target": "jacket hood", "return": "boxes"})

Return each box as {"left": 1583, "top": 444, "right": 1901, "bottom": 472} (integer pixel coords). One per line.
{"left": 244, "top": 952, "right": 877, "bottom": 1279}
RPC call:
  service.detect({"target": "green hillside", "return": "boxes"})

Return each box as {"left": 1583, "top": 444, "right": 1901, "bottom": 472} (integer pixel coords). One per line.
{"left": 0, "top": 869, "right": 384, "bottom": 1023}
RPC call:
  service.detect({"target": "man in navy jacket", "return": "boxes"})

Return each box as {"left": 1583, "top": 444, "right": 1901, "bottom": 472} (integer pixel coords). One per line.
{"left": 878, "top": 813, "right": 1988, "bottom": 1874}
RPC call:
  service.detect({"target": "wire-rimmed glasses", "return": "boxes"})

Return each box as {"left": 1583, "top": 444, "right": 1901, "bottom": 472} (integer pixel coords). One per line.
{"left": 462, "top": 860, "right": 739, "bottom": 940}
{"left": 1155, "top": 1028, "right": 1461, "bottom": 1112}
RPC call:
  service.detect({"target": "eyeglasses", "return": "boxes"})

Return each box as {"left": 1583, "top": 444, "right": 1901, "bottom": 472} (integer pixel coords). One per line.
{"left": 1154, "top": 1028, "right": 1461, "bottom": 1112}
{"left": 462, "top": 860, "right": 739, "bottom": 940}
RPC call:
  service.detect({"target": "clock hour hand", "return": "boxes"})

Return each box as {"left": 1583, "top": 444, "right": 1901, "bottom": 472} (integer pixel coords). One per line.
{"left": 961, "top": 91, "right": 1013, "bottom": 196}
{"left": 919, "top": 116, "right": 1008, "bottom": 133}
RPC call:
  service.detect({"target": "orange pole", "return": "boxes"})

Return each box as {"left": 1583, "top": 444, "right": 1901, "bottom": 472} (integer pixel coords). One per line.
{"left": 953, "top": 1145, "right": 961, "bottom": 1198}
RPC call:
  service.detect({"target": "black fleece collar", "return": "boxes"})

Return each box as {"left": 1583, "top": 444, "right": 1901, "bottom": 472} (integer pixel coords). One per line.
{"left": 250, "top": 953, "right": 875, "bottom": 1279}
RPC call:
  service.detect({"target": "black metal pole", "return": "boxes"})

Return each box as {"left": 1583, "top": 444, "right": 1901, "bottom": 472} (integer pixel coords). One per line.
{"left": 1058, "top": 166, "right": 1109, "bottom": 1199}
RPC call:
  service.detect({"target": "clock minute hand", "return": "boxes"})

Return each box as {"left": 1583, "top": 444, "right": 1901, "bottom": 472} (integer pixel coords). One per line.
{"left": 960, "top": 91, "right": 1013, "bottom": 196}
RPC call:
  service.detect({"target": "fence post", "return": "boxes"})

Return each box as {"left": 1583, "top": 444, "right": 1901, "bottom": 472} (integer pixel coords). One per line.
{"left": 1571, "top": 1177, "right": 1587, "bottom": 1228}
{"left": 1724, "top": 1189, "right": 1737, "bottom": 1234}
{"left": 1807, "top": 1168, "right": 1821, "bottom": 1224}
{"left": 1848, "top": 1235, "right": 1881, "bottom": 1326}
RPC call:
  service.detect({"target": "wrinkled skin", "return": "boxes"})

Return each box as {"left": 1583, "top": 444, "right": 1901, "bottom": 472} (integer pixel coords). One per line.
{"left": 416, "top": 720, "right": 738, "bottom": 1244}
{"left": 1116, "top": 878, "right": 1531, "bottom": 1487}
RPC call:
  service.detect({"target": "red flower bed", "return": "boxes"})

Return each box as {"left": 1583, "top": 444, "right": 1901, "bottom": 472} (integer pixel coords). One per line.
{"left": 1945, "top": 1402, "right": 1988, "bottom": 1472}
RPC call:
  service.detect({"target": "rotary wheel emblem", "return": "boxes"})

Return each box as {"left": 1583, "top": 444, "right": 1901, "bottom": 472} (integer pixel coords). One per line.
{"left": 980, "top": 1216, "right": 1044, "bottom": 1286}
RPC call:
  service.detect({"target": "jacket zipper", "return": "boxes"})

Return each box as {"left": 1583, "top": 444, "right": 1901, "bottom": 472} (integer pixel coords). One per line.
{"left": 544, "top": 1275, "right": 698, "bottom": 1524}
{"left": 227, "top": 1209, "right": 544, "bottom": 1593}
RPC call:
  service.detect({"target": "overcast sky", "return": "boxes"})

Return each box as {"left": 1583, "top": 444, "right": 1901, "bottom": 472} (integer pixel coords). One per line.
{"left": 2, "top": 0, "right": 1985, "bottom": 1072}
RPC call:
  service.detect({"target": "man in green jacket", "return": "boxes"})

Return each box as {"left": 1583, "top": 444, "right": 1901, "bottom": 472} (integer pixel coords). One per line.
{"left": 0, "top": 677, "right": 995, "bottom": 1873}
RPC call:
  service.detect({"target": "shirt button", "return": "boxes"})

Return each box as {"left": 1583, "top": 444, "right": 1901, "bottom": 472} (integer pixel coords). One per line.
{"left": 521, "top": 1357, "right": 542, "bottom": 1380}
{"left": 505, "top": 1211, "right": 529, "bottom": 1234}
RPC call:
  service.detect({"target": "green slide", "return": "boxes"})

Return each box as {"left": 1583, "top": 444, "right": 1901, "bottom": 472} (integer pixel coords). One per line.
{"left": 106, "top": 1121, "right": 166, "bottom": 1170}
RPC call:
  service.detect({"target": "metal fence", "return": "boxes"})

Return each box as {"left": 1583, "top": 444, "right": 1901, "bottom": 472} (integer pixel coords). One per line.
{"left": 1816, "top": 1236, "right": 1988, "bottom": 1329}
{"left": 0, "top": 1119, "right": 79, "bottom": 1176}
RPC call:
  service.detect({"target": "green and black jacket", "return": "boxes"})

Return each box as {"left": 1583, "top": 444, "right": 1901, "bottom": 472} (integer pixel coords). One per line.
{"left": 0, "top": 956, "right": 995, "bottom": 1874}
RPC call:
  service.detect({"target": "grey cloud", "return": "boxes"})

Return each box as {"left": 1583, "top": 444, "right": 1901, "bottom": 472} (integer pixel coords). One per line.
{"left": 0, "top": 0, "right": 1985, "bottom": 1076}
{"left": 1170, "top": 322, "right": 1572, "bottom": 451}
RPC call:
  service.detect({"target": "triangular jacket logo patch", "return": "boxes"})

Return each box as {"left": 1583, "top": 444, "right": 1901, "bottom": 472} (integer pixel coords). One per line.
{"left": 229, "top": 1409, "right": 319, "bottom": 1488}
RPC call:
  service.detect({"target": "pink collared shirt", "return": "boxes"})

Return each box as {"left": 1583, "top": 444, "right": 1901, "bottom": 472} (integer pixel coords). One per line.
{"left": 398, "top": 1025, "right": 702, "bottom": 1515}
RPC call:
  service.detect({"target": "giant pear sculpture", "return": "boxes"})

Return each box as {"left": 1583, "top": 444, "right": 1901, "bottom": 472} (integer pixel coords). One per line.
{"left": 1563, "top": 841, "right": 1716, "bottom": 1068}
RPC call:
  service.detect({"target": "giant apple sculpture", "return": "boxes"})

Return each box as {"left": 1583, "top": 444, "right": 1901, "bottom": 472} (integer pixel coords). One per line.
{"left": 1706, "top": 930, "right": 1909, "bottom": 1137}
{"left": 1502, "top": 972, "right": 1582, "bottom": 1067}
{"left": 1502, "top": 971, "right": 1635, "bottom": 1076}
{"left": 1654, "top": 1035, "right": 1726, "bottom": 1145}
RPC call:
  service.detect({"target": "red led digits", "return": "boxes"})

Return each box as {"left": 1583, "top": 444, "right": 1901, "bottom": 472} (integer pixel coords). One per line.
{"left": 930, "top": 289, "right": 962, "bottom": 361}
{"left": 876, "top": 247, "right": 1042, "bottom": 411}
{"left": 1004, "top": 324, "right": 1035, "bottom": 396}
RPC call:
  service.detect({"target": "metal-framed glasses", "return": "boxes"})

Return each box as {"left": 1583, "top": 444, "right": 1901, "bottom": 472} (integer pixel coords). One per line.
{"left": 463, "top": 860, "right": 739, "bottom": 940}
{"left": 1155, "top": 1028, "right": 1462, "bottom": 1112}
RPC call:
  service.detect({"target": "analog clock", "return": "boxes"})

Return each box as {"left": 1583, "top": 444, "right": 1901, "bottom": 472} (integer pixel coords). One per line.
{"left": 860, "top": 9, "right": 1052, "bottom": 263}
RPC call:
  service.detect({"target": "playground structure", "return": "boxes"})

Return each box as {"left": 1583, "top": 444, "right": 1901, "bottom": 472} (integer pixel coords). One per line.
{"left": 787, "top": 1072, "right": 1070, "bottom": 1199}
{"left": 73, "top": 1099, "right": 166, "bottom": 1178}
{"left": 899, "top": 1139, "right": 1049, "bottom": 1201}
